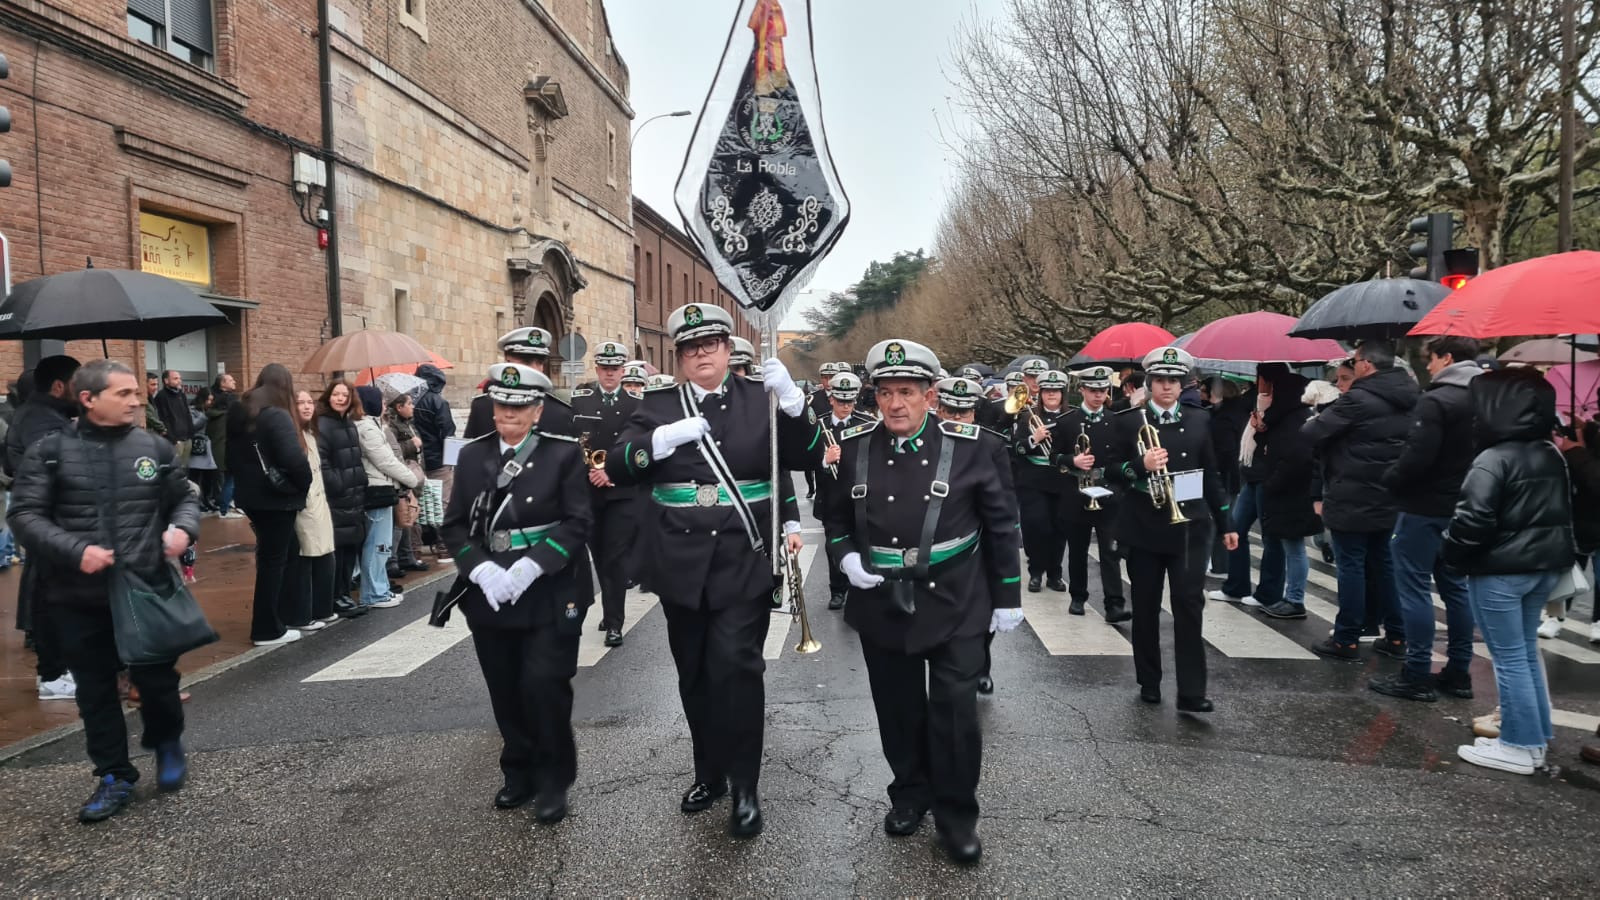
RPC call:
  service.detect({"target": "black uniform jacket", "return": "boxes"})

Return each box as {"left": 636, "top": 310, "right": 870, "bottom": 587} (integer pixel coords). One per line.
{"left": 605, "top": 374, "right": 824, "bottom": 609}
{"left": 1010, "top": 406, "right": 1071, "bottom": 494}
{"left": 570, "top": 387, "right": 641, "bottom": 507}
{"left": 976, "top": 396, "right": 1015, "bottom": 433}
{"left": 443, "top": 428, "right": 593, "bottom": 632}
{"left": 1057, "top": 404, "right": 1120, "bottom": 515}
{"left": 465, "top": 391, "right": 575, "bottom": 441}
{"left": 1108, "top": 403, "right": 1232, "bottom": 553}
{"left": 823, "top": 416, "right": 1022, "bottom": 654}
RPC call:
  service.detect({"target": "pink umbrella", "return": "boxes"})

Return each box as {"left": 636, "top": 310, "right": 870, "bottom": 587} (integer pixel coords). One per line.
{"left": 1545, "top": 360, "right": 1600, "bottom": 419}
{"left": 1183, "top": 311, "right": 1345, "bottom": 364}
{"left": 1071, "top": 322, "right": 1175, "bottom": 367}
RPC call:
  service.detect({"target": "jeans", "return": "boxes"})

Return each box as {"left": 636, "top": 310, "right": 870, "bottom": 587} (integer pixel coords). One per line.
{"left": 0, "top": 491, "right": 14, "bottom": 561}
{"left": 1278, "top": 537, "right": 1309, "bottom": 606}
{"left": 360, "top": 506, "right": 396, "bottom": 603}
{"left": 1469, "top": 571, "right": 1559, "bottom": 750}
{"left": 1222, "top": 483, "right": 1284, "bottom": 602}
{"left": 220, "top": 473, "right": 236, "bottom": 514}
{"left": 1330, "top": 529, "right": 1401, "bottom": 644}
{"left": 1391, "top": 513, "right": 1474, "bottom": 679}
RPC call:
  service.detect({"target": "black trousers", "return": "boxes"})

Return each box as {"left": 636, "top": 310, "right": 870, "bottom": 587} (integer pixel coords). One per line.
{"left": 55, "top": 604, "right": 183, "bottom": 782}
{"left": 471, "top": 624, "right": 580, "bottom": 795}
{"left": 588, "top": 499, "right": 637, "bottom": 629}
{"left": 334, "top": 544, "right": 359, "bottom": 602}
{"left": 1018, "top": 489, "right": 1068, "bottom": 578}
{"left": 22, "top": 561, "right": 68, "bottom": 681}
{"left": 1125, "top": 523, "right": 1210, "bottom": 699}
{"left": 295, "top": 553, "right": 336, "bottom": 622}
{"left": 246, "top": 509, "right": 300, "bottom": 642}
{"left": 861, "top": 634, "right": 985, "bottom": 836}
{"left": 662, "top": 596, "right": 771, "bottom": 790}
{"left": 1066, "top": 506, "right": 1124, "bottom": 605}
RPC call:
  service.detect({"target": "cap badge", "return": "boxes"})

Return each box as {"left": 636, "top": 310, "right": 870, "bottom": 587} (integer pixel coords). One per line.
{"left": 501, "top": 368, "right": 522, "bottom": 388}
{"left": 685, "top": 305, "right": 704, "bottom": 327}
{"left": 953, "top": 380, "right": 967, "bottom": 395}
{"left": 1162, "top": 348, "right": 1179, "bottom": 365}
{"left": 885, "top": 342, "right": 906, "bottom": 366}
{"left": 530, "top": 331, "right": 545, "bottom": 347}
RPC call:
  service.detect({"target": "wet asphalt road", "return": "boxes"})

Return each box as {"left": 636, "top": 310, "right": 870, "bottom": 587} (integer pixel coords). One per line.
{"left": 3, "top": 520, "right": 1599, "bottom": 897}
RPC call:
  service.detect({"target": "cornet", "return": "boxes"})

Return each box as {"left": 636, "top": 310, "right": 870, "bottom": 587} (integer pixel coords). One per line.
{"left": 1135, "top": 410, "right": 1189, "bottom": 525}
{"left": 1005, "top": 384, "right": 1051, "bottom": 456}
{"left": 579, "top": 432, "right": 607, "bottom": 470}
{"left": 819, "top": 421, "right": 840, "bottom": 478}
{"left": 1074, "top": 423, "right": 1101, "bottom": 511}
{"left": 783, "top": 546, "right": 821, "bottom": 654}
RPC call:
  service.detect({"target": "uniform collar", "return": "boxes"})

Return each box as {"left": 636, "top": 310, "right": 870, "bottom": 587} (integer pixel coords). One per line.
{"left": 690, "top": 373, "right": 731, "bottom": 401}
{"left": 891, "top": 415, "right": 930, "bottom": 454}
{"left": 1081, "top": 403, "right": 1105, "bottom": 420}
{"left": 497, "top": 431, "right": 535, "bottom": 456}
{"left": 1149, "top": 401, "right": 1181, "bottom": 422}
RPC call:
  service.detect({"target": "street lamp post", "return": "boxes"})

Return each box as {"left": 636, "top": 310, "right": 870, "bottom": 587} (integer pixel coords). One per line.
{"left": 632, "top": 109, "right": 693, "bottom": 143}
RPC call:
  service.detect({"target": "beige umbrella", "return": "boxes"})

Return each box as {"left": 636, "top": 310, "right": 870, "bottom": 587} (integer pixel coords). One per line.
{"left": 1499, "top": 338, "right": 1599, "bottom": 367}
{"left": 302, "top": 330, "right": 436, "bottom": 375}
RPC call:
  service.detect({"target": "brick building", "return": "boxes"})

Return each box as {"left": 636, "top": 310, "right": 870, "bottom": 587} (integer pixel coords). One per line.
{"left": 0, "top": 0, "right": 328, "bottom": 386}
{"left": 633, "top": 198, "right": 760, "bottom": 376}
{"left": 329, "top": 0, "right": 635, "bottom": 403}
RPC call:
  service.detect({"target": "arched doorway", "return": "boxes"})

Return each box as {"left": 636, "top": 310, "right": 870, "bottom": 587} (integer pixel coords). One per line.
{"left": 533, "top": 291, "right": 565, "bottom": 369}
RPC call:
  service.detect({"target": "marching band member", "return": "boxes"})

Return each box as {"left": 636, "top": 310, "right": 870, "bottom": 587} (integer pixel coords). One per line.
{"left": 1058, "top": 366, "right": 1126, "bottom": 618}
{"left": 1013, "top": 369, "right": 1072, "bottom": 593}
{"left": 823, "top": 339, "right": 1022, "bottom": 866}
{"left": 605, "top": 303, "right": 823, "bottom": 839}
{"left": 809, "top": 361, "right": 841, "bottom": 420}
{"left": 465, "top": 327, "right": 574, "bottom": 439}
{"left": 440, "top": 364, "right": 591, "bottom": 824}
{"left": 1109, "top": 347, "right": 1237, "bottom": 712}
{"left": 569, "top": 341, "right": 640, "bottom": 648}
{"left": 646, "top": 373, "right": 677, "bottom": 389}
{"left": 621, "top": 364, "right": 648, "bottom": 399}
{"left": 817, "top": 371, "right": 875, "bottom": 610}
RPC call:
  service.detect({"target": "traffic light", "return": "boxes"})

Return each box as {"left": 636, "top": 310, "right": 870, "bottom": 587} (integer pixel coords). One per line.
{"left": 1407, "top": 212, "right": 1452, "bottom": 280}
{"left": 0, "top": 53, "right": 10, "bottom": 188}
{"left": 1440, "top": 248, "right": 1479, "bottom": 290}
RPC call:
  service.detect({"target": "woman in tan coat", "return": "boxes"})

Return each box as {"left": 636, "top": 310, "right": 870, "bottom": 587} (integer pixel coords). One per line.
{"left": 294, "top": 389, "right": 354, "bottom": 622}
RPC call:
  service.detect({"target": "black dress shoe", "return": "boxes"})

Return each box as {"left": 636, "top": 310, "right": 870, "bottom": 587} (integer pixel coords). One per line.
{"left": 1068, "top": 599, "right": 1086, "bottom": 616}
{"left": 883, "top": 806, "right": 926, "bottom": 836}
{"left": 494, "top": 785, "right": 534, "bottom": 809}
{"left": 534, "top": 788, "right": 568, "bottom": 824}
{"left": 1027, "top": 575, "right": 1042, "bottom": 593}
{"left": 1104, "top": 602, "right": 1132, "bottom": 624}
{"left": 827, "top": 591, "right": 846, "bottom": 610}
{"left": 1176, "top": 696, "right": 1215, "bottom": 713}
{"left": 1140, "top": 686, "right": 1162, "bottom": 705}
{"left": 976, "top": 675, "right": 994, "bottom": 695}
{"left": 604, "top": 627, "right": 623, "bottom": 647}
{"left": 680, "top": 779, "right": 728, "bottom": 813}
{"left": 939, "top": 831, "right": 983, "bottom": 866}
{"left": 1047, "top": 577, "right": 1067, "bottom": 592}
{"left": 1433, "top": 667, "right": 1474, "bottom": 699}
{"left": 729, "top": 788, "right": 763, "bottom": 838}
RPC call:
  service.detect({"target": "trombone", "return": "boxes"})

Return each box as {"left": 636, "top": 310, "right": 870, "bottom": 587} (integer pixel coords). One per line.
{"left": 1004, "top": 384, "right": 1051, "bottom": 456}
{"left": 1074, "top": 423, "right": 1102, "bottom": 511}
{"left": 1135, "top": 410, "right": 1189, "bottom": 525}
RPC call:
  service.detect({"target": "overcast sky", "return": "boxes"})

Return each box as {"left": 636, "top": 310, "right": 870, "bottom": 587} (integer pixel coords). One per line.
{"left": 607, "top": 0, "right": 990, "bottom": 328}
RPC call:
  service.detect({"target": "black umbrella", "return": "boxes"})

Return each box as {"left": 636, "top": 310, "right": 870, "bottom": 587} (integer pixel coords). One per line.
{"left": 0, "top": 269, "right": 227, "bottom": 348}
{"left": 1290, "top": 278, "right": 1450, "bottom": 340}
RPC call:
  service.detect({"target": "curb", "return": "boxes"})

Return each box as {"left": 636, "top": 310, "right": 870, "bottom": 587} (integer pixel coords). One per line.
{"left": 0, "top": 568, "right": 456, "bottom": 765}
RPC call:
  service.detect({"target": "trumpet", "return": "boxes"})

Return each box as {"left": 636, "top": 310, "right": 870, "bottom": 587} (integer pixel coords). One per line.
{"left": 1135, "top": 410, "right": 1189, "bottom": 525}
{"left": 784, "top": 545, "right": 821, "bottom": 654}
{"left": 579, "top": 432, "right": 607, "bottom": 470}
{"left": 1074, "top": 423, "right": 1102, "bottom": 511}
{"left": 819, "top": 421, "right": 840, "bottom": 478}
{"left": 1004, "top": 384, "right": 1051, "bottom": 456}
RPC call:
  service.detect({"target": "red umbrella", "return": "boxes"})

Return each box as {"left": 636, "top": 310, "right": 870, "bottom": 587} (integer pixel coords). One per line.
{"left": 1183, "top": 311, "right": 1344, "bottom": 364}
{"left": 1409, "top": 251, "right": 1600, "bottom": 338}
{"left": 355, "top": 351, "right": 455, "bottom": 385}
{"left": 1070, "top": 322, "right": 1175, "bottom": 367}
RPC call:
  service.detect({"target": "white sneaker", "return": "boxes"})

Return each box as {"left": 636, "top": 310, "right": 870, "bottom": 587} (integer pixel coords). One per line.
{"left": 315, "top": 614, "right": 340, "bottom": 625}
{"left": 368, "top": 592, "right": 404, "bottom": 609}
{"left": 253, "top": 629, "right": 302, "bottom": 647}
{"left": 37, "top": 675, "right": 76, "bottom": 700}
{"left": 221, "top": 510, "right": 245, "bottom": 520}
{"left": 1238, "top": 596, "right": 1261, "bottom": 608}
{"left": 1589, "top": 621, "right": 1600, "bottom": 644}
{"left": 1457, "top": 738, "right": 1537, "bottom": 775}
{"left": 1537, "top": 616, "right": 1564, "bottom": 639}
{"left": 299, "top": 620, "right": 328, "bottom": 632}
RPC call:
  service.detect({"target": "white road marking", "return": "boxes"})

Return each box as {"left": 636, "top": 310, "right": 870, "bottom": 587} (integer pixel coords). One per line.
{"left": 1021, "top": 588, "right": 1132, "bottom": 656}
{"left": 578, "top": 587, "right": 663, "bottom": 667}
{"left": 1552, "top": 708, "right": 1600, "bottom": 733}
{"left": 302, "top": 613, "right": 469, "bottom": 682}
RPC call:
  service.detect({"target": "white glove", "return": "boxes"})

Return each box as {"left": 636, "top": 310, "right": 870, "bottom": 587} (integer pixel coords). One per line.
{"left": 469, "top": 562, "right": 513, "bottom": 612}
{"left": 840, "top": 552, "right": 884, "bottom": 590}
{"left": 651, "top": 416, "right": 711, "bottom": 459}
{"left": 505, "top": 558, "right": 544, "bottom": 603}
{"left": 990, "top": 608, "right": 1025, "bottom": 634}
{"left": 761, "top": 358, "right": 806, "bottom": 417}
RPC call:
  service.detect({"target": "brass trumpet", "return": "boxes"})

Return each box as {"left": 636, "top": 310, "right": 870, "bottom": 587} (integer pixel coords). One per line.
{"left": 1004, "top": 384, "right": 1051, "bottom": 456}
{"left": 785, "top": 546, "right": 821, "bottom": 654}
{"left": 1135, "top": 410, "right": 1189, "bottom": 525}
{"left": 1074, "top": 423, "right": 1102, "bottom": 511}
{"left": 579, "top": 432, "right": 607, "bottom": 470}
{"left": 819, "top": 421, "right": 840, "bottom": 478}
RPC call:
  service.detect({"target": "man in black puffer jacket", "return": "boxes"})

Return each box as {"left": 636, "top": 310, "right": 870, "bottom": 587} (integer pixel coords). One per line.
{"left": 1372, "top": 336, "right": 1482, "bottom": 702}
{"left": 1302, "top": 340, "right": 1419, "bottom": 661}
{"left": 9, "top": 360, "right": 201, "bottom": 823}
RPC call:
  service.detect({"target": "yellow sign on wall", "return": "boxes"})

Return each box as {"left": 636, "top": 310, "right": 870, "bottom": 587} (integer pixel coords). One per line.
{"left": 139, "top": 212, "right": 212, "bottom": 287}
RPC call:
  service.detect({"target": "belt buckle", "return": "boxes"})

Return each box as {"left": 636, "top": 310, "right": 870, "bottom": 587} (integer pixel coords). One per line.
{"left": 902, "top": 547, "right": 919, "bottom": 567}
{"left": 489, "top": 530, "right": 511, "bottom": 553}
{"left": 694, "top": 484, "right": 719, "bottom": 507}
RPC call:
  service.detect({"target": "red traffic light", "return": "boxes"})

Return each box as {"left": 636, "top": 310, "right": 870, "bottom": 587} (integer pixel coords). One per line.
{"left": 1440, "top": 273, "right": 1471, "bottom": 290}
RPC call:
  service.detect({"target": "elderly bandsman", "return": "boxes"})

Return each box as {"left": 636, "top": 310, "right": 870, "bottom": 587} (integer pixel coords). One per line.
{"left": 465, "top": 327, "right": 574, "bottom": 439}
{"left": 816, "top": 371, "right": 875, "bottom": 610}
{"left": 1109, "top": 347, "right": 1237, "bottom": 712}
{"left": 1012, "top": 369, "right": 1072, "bottom": 593}
{"left": 605, "top": 303, "right": 823, "bottom": 838}
{"left": 621, "top": 364, "right": 648, "bottom": 399}
{"left": 1058, "top": 366, "right": 1126, "bottom": 618}
{"left": 809, "top": 362, "right": 841, "bottom": 419}
{"left": 569, "top": 341, "right": 640, "bottom": 648}
{"left": 822, "top": 340, "right": 1023, "bottom": 866}
{"left": 439, "top": 364, "right": 592, "bottom": 824}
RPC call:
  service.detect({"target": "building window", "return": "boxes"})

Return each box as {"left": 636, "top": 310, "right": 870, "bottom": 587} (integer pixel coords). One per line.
{"left": 400, "top": 0, "right": 428, "bottom": 40}
{"left": 393, "top": 288, "right": 413, "bottom": 334}
{"left": 127, "top": 1, "right": 215, "bottom": 72}
{"left": 666, "top": 263, "right": 673, "bottom": 303}
{"left": 644, "top": 251, "right": 654, "bottom": 300}
{"left": 606, "top": 124, "right": 618, "bottom": 189}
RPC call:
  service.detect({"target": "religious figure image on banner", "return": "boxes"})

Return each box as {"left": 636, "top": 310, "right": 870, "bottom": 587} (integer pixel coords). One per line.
{"left": 675, "top": 0, "right": 850, "bottom": 318}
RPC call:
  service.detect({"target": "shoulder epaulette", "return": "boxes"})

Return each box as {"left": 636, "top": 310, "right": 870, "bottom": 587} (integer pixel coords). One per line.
{"left": 839, "top": 420, "right": 879, "bottom": 440}
{"left": 570, "top": 389, "right": 594, "bottom": 398}
{"left": 539, "top": 431, "right": 579, "bottom": 442}
{"left": 940, "top": 420, "right": 980, "bottom": 440}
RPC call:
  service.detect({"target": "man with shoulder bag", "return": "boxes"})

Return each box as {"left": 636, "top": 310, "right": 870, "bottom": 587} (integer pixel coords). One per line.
{"left": 8, "top": 360, "right": 204, "bottom": 823}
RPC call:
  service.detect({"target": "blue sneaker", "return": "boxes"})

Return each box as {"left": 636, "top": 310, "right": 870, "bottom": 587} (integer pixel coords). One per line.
{"left": 79, "top": 775, "right": 135, "bottom": 823}
{"left": 155, "top": 740, "right": 187, "bottom": 792}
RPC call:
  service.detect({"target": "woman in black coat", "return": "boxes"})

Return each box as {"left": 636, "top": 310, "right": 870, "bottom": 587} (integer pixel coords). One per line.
{"left": 316, "top": 380, "right": 368, "bottom": 609}
{"left": 1256, "top": 371, "right": 1319, "bottom": 619}
{"left": 229, "top": 364, "right": 314, "bottom": 644}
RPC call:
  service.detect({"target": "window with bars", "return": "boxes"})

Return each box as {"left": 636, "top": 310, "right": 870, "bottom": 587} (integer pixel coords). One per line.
{"left": 127, "top": 0, "right": 215, "bottom": 72}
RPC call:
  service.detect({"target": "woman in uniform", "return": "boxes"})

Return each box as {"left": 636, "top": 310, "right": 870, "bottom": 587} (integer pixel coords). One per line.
{"left": 441, "top": 363, "right": 592, "bottom": 825}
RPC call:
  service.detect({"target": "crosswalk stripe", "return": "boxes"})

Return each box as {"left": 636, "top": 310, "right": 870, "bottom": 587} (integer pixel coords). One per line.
{"left": 1021, "top": 590, "right": 1133, "bottom": 656}
{"left": 764, "top": 543, "right": 819, "bottom": 660}
{"left": 1163, "top": 596, "right": 1316, "bottom": 659}
{"left": 302, "top": 613, "right": 470, "bottom": 682}
{"left": 578, "top": 587, "right": 662, "bottom": 667}
{"left": 1552, "top": 708, "right": 1600, "bottom": 733}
